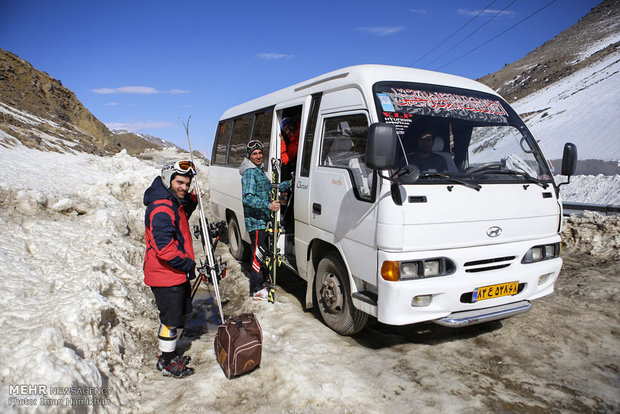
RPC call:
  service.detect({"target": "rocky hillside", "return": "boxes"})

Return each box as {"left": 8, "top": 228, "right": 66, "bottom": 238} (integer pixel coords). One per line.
{"left": 112, "top": 129, "right": 183, "bottom": 151}
{"left": 478, "top": 0, "right": 620, "bottom": 102}
{"left": 0, "top": 48, "right": 159, "bottom": 155}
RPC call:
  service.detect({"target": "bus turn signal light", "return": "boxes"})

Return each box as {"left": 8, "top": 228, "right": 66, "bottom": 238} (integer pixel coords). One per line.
{"left": 381, "top": 261, "right": 400, "bottom": 281}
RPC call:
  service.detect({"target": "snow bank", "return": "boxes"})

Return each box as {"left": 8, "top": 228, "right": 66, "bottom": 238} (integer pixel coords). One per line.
{"left": 562, "top": 211, "right": 620, "bottom": 260}
{"left": 0, "top": 144, "right": 181, "bottom": 411}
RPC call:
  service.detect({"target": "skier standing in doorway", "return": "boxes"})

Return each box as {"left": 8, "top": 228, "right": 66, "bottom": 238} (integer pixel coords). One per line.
{"left": 239, "top": 140, "right": 291, "bottom": 300}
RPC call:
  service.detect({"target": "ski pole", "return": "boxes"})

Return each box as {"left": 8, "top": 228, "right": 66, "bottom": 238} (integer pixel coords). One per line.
{"left": 182, "top": 116, "right": 225, "bottom": 324}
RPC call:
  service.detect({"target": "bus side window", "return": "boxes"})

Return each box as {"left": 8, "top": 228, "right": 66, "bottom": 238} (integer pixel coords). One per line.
{"left": 320, "top": 114, "right": 373, "bottom": 201}
{"left": 212, "top": 120, "right": 232, "bottom": 165}
{"left": 228, "top": 115, "right": 253, "bottom": 167}
{"left": 252, "top": 110, "right": 272, "bottom": 161}
{"left": 299, "top": 94, "right": 322, "bottom": 177}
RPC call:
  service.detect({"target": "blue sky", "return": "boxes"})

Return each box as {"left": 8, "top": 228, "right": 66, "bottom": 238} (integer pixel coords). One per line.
{"left": 1, "top": 0, "right": 602, "bottom": 156}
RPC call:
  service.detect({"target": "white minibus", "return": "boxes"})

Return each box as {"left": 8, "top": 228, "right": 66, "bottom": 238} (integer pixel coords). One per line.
{"left": 209, "top": 64, "right": 577, "bottom": 335}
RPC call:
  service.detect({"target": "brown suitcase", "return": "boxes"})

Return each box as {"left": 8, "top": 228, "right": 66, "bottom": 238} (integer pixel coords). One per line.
{"left": 214, "top": 313, "right": 262, "bottom": 379}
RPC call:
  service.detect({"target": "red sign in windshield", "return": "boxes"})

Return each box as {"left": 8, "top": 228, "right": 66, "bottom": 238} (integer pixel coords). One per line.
{"left": 390, "top": 88, "right": 508, "bottom": 116}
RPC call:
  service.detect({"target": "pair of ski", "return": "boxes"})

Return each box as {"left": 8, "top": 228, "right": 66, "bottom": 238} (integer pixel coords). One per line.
{"left": 183, "top": 117, "right": 226, "bottom": 324}
{"left": 265, "top": 158, "right": 283, "bottom": 304}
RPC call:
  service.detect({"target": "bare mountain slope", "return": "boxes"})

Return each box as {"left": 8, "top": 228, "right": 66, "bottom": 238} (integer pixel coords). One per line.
{"left": 0, "top": 48, "right": 159, "bottom": 155}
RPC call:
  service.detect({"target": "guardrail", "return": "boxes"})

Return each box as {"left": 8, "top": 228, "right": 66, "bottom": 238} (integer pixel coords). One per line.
{"left": 562, "top": 202, "right": 620, "bottom": 216}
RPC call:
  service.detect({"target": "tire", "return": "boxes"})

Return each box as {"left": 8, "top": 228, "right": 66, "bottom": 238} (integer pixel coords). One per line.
{"left": 314, "top": 253, "right": 368, "bottom": 335}
{"left": 227, "top": 215, "right": 245, "bottom": 261}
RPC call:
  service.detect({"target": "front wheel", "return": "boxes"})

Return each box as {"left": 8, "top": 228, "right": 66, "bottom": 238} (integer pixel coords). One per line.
{"left": 314, "top": 253, "right": 368, "bottom": 335}
{"left": 227, "top": 215, "right": 245, "bottom": 261}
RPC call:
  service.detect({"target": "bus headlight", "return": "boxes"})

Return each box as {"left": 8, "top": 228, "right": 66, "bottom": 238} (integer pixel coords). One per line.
{"left": 381, "top": 258, "right": 455, "bottom": 281}
{"left": 400, "top": 262, "right": 419, "bottom": 278}
{"left": 423, "top": 260, "right": 440, "bottom": 277}
{"left": 522, "top": 243, "right": 560, "bottom": 264}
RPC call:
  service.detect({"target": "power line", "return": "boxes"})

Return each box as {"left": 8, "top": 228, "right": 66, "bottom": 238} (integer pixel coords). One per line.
{"left": 425, "top": 0, "right": 517, "bottom": 68}
{"left": 436, "top": 0, "right": 558, "bottom": 71}
{"left": 413, "top": 0, "right": 499, "bottom": 66}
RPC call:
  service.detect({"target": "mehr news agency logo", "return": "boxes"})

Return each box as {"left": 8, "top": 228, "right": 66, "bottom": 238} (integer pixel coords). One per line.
{"left": 7, "top": 384, "right": 113, "bottom": 407}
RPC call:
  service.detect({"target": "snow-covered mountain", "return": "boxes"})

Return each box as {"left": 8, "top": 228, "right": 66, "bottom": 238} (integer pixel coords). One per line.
{"left": 479, "top": 0, "right": 620, "bottom": 172}
{"left": 514, "top": 52, "right": 619, "bottom": 164}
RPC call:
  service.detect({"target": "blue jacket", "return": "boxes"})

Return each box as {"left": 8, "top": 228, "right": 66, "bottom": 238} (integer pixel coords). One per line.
{"left": 239, "top": 158, "right": 290, "bottom": 232}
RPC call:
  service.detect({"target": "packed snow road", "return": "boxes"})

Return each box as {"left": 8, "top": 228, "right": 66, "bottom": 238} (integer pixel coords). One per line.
{"left": 134, "top": 245, "right": 619, "bottom": 414}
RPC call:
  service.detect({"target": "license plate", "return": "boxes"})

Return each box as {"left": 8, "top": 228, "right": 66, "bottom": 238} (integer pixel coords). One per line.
{"left": 472, "top": 281, "right": 519, "bottom": 302}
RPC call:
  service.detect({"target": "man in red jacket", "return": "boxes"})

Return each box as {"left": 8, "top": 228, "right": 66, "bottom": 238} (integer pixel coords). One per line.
{"left": 143, "top": 160, "right": 198, "bottom": 378}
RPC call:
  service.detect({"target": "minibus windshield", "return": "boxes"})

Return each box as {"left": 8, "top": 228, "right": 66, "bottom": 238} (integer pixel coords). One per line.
{"left": 373, "top": 82, "right": 553, "bottom": 185}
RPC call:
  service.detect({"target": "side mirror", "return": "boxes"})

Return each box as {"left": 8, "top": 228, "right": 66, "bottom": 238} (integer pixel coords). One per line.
{"left": 366, "top": 123, "right": 397, "bottom": 170}
{"left": 561, "top": 142, "right": 577, "bottom": 176}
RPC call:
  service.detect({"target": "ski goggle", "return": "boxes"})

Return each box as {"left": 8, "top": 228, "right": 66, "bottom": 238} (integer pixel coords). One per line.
{"left": 163, "top": 160, "right": 196, "bottom": 176}
{"left": 246, "top": 140, "right": 264, "bottom": 157}
{"left": 175, "top": 160, "right": 196, "bottom": 174}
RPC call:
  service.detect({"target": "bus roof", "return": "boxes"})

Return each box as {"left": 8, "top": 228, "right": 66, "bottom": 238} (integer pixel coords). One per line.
{"left": 219, "top": 64, "right": 501, "bottom": 120}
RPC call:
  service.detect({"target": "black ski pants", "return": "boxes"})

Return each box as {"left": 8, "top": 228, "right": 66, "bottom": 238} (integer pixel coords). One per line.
{"left": 248, "top": 229, "right": 268, "bottom": 295}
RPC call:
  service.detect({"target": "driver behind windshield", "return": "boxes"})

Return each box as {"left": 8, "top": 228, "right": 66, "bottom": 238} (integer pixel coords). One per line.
{"left": 409, "top": 132, "right": 448, "bottom": 173}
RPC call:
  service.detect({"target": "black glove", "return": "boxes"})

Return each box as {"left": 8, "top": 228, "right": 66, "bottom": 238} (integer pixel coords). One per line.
{"left": 187, "top": 268, "right": 196, "bottom": 280}
{"left": 208, "top": 221, "right": 226, "bottom": 239}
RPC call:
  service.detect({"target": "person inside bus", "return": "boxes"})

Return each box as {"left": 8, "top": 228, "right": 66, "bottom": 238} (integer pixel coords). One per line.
{"left": 408, "top": 132, "right": 448, "bottom": 173}
{"left": 279, "top": 117, "right": 299, "bottom": 231}
{"left": 280, "top": 117, "right": 299, "bottom": 180}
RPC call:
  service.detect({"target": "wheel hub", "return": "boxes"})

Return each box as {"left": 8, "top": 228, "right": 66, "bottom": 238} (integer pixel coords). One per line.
{"left": 320, "top": 272, "right": 344, "bottom": 314}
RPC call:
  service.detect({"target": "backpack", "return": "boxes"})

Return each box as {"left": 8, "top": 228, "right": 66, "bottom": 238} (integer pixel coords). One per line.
{"left": 214, "top": 313, "right": 262, "bottom": 379}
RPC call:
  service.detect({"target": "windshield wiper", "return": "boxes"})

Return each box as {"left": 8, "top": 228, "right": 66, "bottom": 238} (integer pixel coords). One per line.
{"left": 463, "top": 163, "right": 549, "bottom": 189}
{"left": 487, "top": 170, "right": 550, "bottom": 189}
{"left": 419, "top": 172, "right": 482, "bottom": 191}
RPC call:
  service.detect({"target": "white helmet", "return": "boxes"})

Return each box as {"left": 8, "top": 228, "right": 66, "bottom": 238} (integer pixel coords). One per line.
{"left": 161, "top": 160, "right": 195, "bottom": 189}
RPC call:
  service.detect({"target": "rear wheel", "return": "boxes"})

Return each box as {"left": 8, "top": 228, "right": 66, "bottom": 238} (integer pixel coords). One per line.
{"left": 314, "top": 253, "right": 368, "bottom": 335}
{"left": 227, "top": 215, "right": 245, "bottom": 261}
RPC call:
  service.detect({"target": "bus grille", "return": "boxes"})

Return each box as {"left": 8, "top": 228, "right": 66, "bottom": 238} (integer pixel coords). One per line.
{"left": 464, "top": 256, "right": 516, "bottom": 273}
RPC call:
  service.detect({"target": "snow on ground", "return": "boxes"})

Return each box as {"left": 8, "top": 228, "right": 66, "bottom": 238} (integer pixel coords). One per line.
{"left": 513, "top": 51, "right": 620, "bottom": 162}
{"left": 0, "top": 145, "right": 165, "bottom": 412}
{"left": 0, "top": 102, "right": 63, "bottom": 129}
{"left": 0, "top": 144, "right": 618, "bottom": 413}
{"left": 557, "top": 174, "right": 620, "bottom": 205}
{"left": 576, "top": 31, "right": 620, "bottom": 62}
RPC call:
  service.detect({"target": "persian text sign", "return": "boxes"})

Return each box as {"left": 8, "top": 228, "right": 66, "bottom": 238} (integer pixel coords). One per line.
{"left": 391, "top": 88, "right": 508, "bottom": 116}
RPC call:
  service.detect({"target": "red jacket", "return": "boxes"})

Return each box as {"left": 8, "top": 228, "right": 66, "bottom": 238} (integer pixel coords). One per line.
{"left": 143, "top": 177, "right": 197, "bottom": 287}
{"left": 281, "top": 130, "right": 299, "bottom": 165}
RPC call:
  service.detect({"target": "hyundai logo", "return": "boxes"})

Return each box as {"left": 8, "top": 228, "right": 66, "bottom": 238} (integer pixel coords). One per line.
{"left": 487, "top": 226, "right": 502, "bottom": 237}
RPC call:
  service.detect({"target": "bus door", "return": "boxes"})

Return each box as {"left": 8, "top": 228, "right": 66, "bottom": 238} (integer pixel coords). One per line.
{"left": 309, "top": 110, "right": 377, "bottom": 287}
{"left": 273, "top": 97, "right": 310, "bottom": 268}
